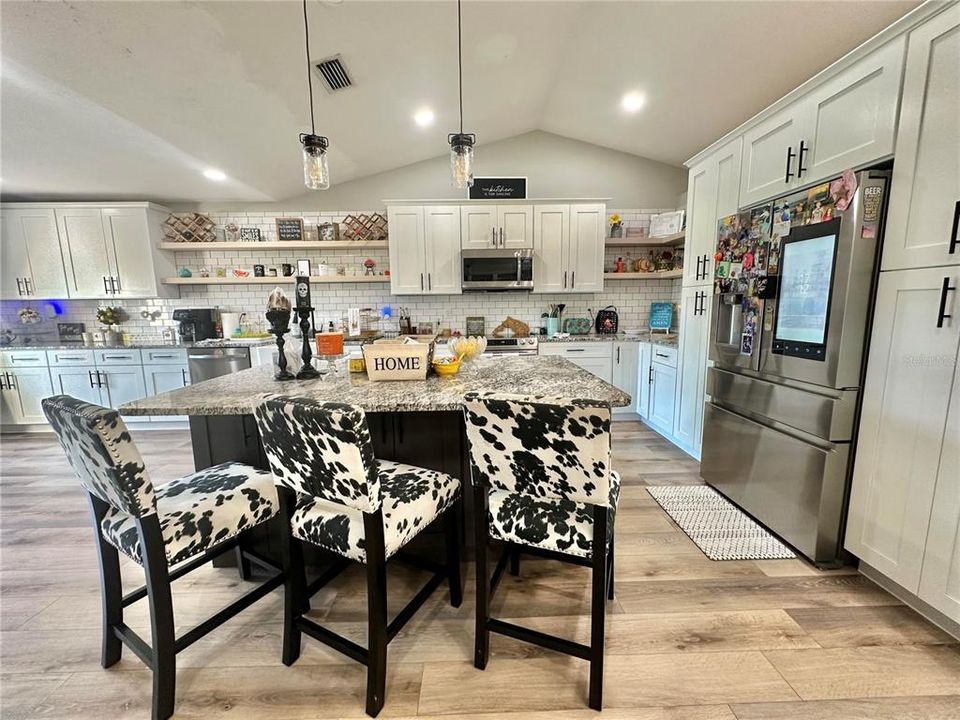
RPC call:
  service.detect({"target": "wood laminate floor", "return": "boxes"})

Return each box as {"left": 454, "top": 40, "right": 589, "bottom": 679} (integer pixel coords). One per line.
{"left": 1, "top": 421, "right": 958, "bottom": 719}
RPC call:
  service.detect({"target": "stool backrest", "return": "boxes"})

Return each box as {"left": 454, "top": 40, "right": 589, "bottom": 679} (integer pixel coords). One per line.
{"left": 255, "top": 397, "right": 381, "bottom": 513}
{"left": 463, "top": 391, "right": 613, "bottom": 507}
{"left": 42, "top": 395, "right": 156, "bottom": 518}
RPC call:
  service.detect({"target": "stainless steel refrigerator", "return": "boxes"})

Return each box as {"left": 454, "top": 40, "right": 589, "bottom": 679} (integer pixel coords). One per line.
{"left": 701, "top": 169, "right": 889, "bottom": 567}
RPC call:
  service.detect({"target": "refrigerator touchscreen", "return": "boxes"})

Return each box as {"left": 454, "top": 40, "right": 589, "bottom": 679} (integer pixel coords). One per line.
{"left": 775, "top": 232, "right": 837, "bottom": 346}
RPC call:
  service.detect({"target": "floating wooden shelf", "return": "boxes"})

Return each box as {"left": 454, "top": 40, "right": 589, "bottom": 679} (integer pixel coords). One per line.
{"left": 605, "top": 231, "right": 685, "bottom": 248}
{"left": 604, "top": 270, "right": 683, "bottom": 280}
{"left": 163, "top": 275, "right": 389, "bottom": 286}
{"left": 159, "top": 240, "right": 389, "bottom": 251}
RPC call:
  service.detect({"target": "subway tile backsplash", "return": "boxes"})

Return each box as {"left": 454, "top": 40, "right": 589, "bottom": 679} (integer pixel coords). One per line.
{"left": 1, "top": 208, "right": 682, "bottom": 343}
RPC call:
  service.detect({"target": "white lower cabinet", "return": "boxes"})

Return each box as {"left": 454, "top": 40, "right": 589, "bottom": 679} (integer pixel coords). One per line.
{"left": 144, "top": 363, "right": 190, "bottom": 422}
{"left": 0, "top": 367, "right": 53, "bottom": 425}
{"left": 538, "top": 342, "right": 612, "bottom": 382}
{"left": 673, "top": 287, "right": 711, "bottom": 458}
{"left": 50, "top": 366, "right": 104, "bottom": 406}
{"left": 98, "top": 367, "right": 148, "bottom": 422}
{"left": 611, "top": 342, "right": 639, "bottom": 416}
{"left": 846, "top": 266, "right": 960, "bottom": 624}
{"left": 648, "top": 357, "right": 677, "bottom": 436}
{"left": 637, "top": 342, "right": 653, "bottom": 419}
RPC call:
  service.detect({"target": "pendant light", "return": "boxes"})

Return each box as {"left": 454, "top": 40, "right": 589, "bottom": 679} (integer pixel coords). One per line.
{"left": 448, "top": 0, "right": 475, "bottom": 189}
{"left": 299, "top": 0, "right": 330, "bottom": 190}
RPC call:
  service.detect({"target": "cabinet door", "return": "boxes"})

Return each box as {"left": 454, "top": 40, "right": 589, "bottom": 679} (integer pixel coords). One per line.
{"left": 845, "top": 267, "right": 960, "bottom": 591}
{"left": 50, "top": 366, "right": 104, "bottom": 406}
{"left": 715, "top": 137, "right": 743, "bottom": 221}
{"left": 498, "top": 205, "right": 534, "bottom": 248}
{"left": 461, "top": 205, "right": 497, "bottom": 249}
{"left": 683, "top": 160, "right": 719, "bottom": 287}
{"left": 648, "top": 362, "right": 677, "bottom": 434}
{"left": 739, "top": 105, "right": 804, "bottom": 207}
{"left": 674, "top": 288, "right": 710, "bottom": 457}
{"left": 1, "top": 208, "right": 68, "bottom": 299}
{"left": 612, "top": 341, "right": 639, "bottom": 416}
{"left": 144, "top": 364, "right": 189, "bottom": 422}
{"left": 533, "top": 205, "right": 569, "bottom": 293}
{"left": 1, "top": 368, "right": 53, "bottom": 424}
{"left": 918, "top": 357, "right": 960, "bottom": 622}
{"left": 566, "top": 355, "right": 613, "bottom": 383}
{"left": 800, "top": 36, "right": 905, "bottom": 186}
{"left": 637, "top": 342, "right": 652, "bottom": 419}
{"left": 568, "top": 204, "right": 604, "bottom": 293}
{"left": 56, "top": 207, "right": 112, "bottom": 299}
{"left": 100, "top": 367, "right": 149, "bottom": 422}
{"left": 423, "top": 205, "right": 461, "bottom": 295}
{"left": 102, "top": 207, "right": 157, "bottom": 297}
{"left": 387, "top": 206, "right": 426, "bottom": 294}
{"left": 882, "top": 6, "right": 960, "bottom": 271}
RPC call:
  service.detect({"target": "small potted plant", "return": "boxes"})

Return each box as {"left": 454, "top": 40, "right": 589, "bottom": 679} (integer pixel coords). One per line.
{"left": 96, "top": 306, "right": 123, "bottom": 345}
{"left": 608, "top": 213, "right": 623, "bottom": 238}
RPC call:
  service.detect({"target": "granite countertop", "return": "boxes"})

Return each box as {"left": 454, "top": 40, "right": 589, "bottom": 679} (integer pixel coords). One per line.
{"left": 539, "top": 332, "right": 678, "bottom": 347}
{"left": 0, "top": 338, "right": 274, "bottom": 351}
{"left": 120, "top": 355, "right": 631, "bottom": 416}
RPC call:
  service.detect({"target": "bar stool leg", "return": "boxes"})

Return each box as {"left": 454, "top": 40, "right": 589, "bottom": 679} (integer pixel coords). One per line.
{"left": 607, "top": 539, "right": 616, "bottom": 601}
{"left": 278, "top": 489, "right": 306, "bottom": 666}
{"left": 235, "top": 538, "right": 252, "bottom": 581}
{"left": 509, "top": 546, "right": 521, "bottom": 577}
{"left": 473, "top": 483, "right": 490, "bottom": 671}
{"left": 588, "top": 506, "right": 608, "bottom": 711}
{"left": 364, "top": 511, "right": 388, "bottom": 718}
{"left": 444, "top": 500, "right": 463, "bottom": 608}
{"left": 88, "top": 494, "right": 123, "bottom": 668}
{"left": 138, "top": 515, "right": 177, "bottom": 720}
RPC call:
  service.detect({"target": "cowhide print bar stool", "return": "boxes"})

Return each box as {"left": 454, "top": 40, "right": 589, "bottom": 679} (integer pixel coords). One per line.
{"left": 41, "top": 395, "right": 283, "bottom": 720}
{"left": 463, "top": 391, "right": 620, "bottom": 710}
{"left": 254, "top": 396, "right": 463, "bottom": 718}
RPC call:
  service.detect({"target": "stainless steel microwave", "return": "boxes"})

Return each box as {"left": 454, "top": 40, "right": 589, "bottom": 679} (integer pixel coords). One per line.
{"left": 461, "top": 249, "right": 534, "bottom": 291}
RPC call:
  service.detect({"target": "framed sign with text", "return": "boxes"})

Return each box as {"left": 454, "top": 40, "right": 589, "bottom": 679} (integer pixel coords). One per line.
{"left": 468, "top": 177, "right": 527, "bottom": 200}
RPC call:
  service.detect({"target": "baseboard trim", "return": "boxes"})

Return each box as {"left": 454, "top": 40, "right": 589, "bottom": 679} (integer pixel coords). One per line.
{"left": 860, "top": 562, "right": 960, "bottom": 640}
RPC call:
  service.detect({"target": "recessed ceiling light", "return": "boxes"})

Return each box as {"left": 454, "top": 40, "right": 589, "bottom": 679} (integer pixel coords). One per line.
{"left": 621, "top": 92, "right": 646, "bottom": 113}
{"left": 414, "top": 108, "right": 435, "bottom": 127}
{"left": 203, "top": 168, "right": 227, "bottom": 181}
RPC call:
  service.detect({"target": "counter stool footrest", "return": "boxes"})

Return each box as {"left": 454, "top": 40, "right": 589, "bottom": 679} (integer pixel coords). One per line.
{"left": 306, "top": 558, "right": 350, "bottom": 597}
{"left": 113, "top": 623, "right": 155, "bottom": 669}
{"left": 387, "top": 571, "right": 445, "bottom": 641}
{"left": 297, "top": 617, "right": 369, "bottom": 665}
{"left": 487, "top": 618, "right": 592, "bottom": 660}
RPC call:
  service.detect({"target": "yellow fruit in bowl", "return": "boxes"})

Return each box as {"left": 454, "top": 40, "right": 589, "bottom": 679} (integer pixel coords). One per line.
{"left": 432, "top": 353, "right": 463, "bottom": 375}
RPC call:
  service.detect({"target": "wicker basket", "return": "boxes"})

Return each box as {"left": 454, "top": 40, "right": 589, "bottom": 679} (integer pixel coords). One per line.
{"left": 362, "top": 337, "right": 435, "bottom": 381}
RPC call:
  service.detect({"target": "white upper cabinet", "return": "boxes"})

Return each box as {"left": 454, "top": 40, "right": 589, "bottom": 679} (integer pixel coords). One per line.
{"left": 567, "top": 204, "right": 604, "bottom": 293}
{"left": 882, "top": 5, "right": 960, "bottom": 271}
{"left": 387, "top": 205, "right": 461, "bottom": 295}
{"left": 715, "top": 137, "right": 743, "bottom": 221}
{"left": 845, "top": 267, "right": 960, "bottom": 591}
{"left": 101, "top": 206, "right": 172, "bottom": 298}
{"left": 684, "top": 160, "right": 719, "bottom": 287}
{"left": 423, "top": 205, "right": 461, "bottom": 294}
{"left": 533, "top": 205, "right": 568, "bottom": 293}
{"left": 739, "top": 105, "right": 807, "bottom": 208}
{"left": 56, "top": 207, "right": 115, "bottom": 299}
{"left": 460, "top": 205, "right": 497, "bottom": 249}
{"left": 0, "top": 208, "right": 68, "bottom": 299}
{"left": 497, "top": 205, "right": 534, "bottom": 248}
{"left": 738, "top": 37, "right": 905, "bottom": 207}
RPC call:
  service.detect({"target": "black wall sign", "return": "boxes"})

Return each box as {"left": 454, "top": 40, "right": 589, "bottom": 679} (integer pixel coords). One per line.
{"left": 275, "top": 217, "right": 305, "bottom": 241}
{"left": 468, "top": 177, "right": 527, "bottom": 200}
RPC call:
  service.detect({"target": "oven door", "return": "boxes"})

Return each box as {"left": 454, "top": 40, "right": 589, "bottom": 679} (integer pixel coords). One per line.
{"left": 462, "top": 249, "right": 533, "bottom": 291}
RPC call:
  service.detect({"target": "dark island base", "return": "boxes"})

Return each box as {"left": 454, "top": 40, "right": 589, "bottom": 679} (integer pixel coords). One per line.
{"left": 190, "top": 412, "right": 471, "bottom": 568}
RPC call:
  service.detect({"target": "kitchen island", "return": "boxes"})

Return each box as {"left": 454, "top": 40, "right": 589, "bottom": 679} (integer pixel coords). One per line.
{"left": 121, "top": 355, "right": 630, "bottom": 558}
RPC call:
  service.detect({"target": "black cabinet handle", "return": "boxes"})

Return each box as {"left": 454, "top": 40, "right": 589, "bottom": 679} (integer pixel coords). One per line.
{"left": 88, "top": 370, "right": 96, "bottom": 388}
{"left": 6, "top": 373, "right": 16, "bottom": 390}
{"left": 571, "top": 271, "right": 576, "bottom": 288}
{"left": 492, "top": 227, "right": 497, "bottom": 247}
{"left": 15, "top": 278, "right": 24, "bottom": 296}
{"left": 694, "top": 292, "right": 701, "bottom": 316}
{"left": 695, "top": 255, "right": 702, "bottom": 281}
{"left": 97, "top": 372, "right": 106, "bottom": 388}
{"left": 702, "top": 254, "right": 710, "bottom": 281}
{"left": 563, "top": 271, "right": 568, "bottom": 289}
{"left": 420, "top": 273, "right": 424, "bottom": 291}
{"left": 950, "top": 201, "right": 959, "bottom": 255}
{"left": 103, "top": 276, "right": 112, "bottom": 294}
{"left": 797, "top": 140, "right": 808, "bottom": 179}
{"left": 785, "top": 146, "right": 796, "bottom": 183}
{"left": 23, "top": 278, "right": 33, "bottom": 295}
{"left": 937, "top": 276, "right": 956, "bottom": 328}
{"left": 0, "top": 374, "right": 7, "bottom": 391}
{"left": 113, "top": 276, "right": 121, "bottom": 292}
{"left": 616, "top": 346, "right": 621, "bottom": 364}
{"left": 428, "top": 273, "right": 432, "bottom": 291}
{"left": 181, "top": 368, "right": 189, "bottom": 385}
{"left": 648, "top": 366, "right": 653, "bottom": 384}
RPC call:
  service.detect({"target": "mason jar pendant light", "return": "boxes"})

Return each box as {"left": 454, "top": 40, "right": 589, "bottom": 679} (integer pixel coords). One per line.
{"left": 448, "top": 0, "right": 475, "bottom": 189}
{"left": 299, "top": 0, "right": 329, "bottom": 190}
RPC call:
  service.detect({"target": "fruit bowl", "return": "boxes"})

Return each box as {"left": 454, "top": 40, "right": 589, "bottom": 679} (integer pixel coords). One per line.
{"left": 448, "top": 335, "right": 487, "bottom": 360}
{"left": 432, "top": 354, "right": 463, "bottom": 376}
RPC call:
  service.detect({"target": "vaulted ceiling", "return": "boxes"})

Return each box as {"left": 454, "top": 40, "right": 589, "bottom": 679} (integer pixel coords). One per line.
{"left": 0, "top": 0, "right": 918, "bottom": 203}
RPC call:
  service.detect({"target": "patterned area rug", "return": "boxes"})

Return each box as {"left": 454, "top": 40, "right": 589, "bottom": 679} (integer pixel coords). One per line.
{"left": 646, "top": 485, "right": 797, "bottom": 561}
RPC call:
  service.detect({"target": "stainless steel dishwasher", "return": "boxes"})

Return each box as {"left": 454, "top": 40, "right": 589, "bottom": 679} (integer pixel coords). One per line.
{"left": 187, "top": 347, "right": 251, "bottom": 382}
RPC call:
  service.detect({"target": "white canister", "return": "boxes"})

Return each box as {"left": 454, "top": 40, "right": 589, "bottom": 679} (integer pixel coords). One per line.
{"left": 221, "top": 312, "right": 245, "bottom": 338}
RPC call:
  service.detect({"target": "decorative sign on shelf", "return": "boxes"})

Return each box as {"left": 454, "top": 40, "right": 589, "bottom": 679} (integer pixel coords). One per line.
{"left": 468, "top": 177, "right": 527, "bottom": 200}
{"left": 649, "top": 302, "right": 673, "bottom": 334}
{"left": 317, "top": 222, "right": 340, "bottom": 242}
{"left": 275, "top": 217, "right": 305, "bottom": 242}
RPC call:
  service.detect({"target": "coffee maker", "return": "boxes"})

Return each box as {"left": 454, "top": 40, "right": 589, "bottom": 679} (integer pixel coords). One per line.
{"left": 172, "top": 309, "right": 218, "bottom": 343}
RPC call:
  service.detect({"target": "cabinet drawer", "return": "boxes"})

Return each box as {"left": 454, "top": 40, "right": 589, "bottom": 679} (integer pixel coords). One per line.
{"left": 651, "top": 345, "right": 678, "bottom": 368}
{"left": 540, "top": 342, "right": 611, "bottom": 359}
{"left": 143, "top": 348, "right": 188, "bottom": 365}
{"left": 94, "top": 349, "right": 143, "bottom": 366}
{"left": 47, "top": 349, "right": 96, "bottom": 366}
{"left": 0, "top": 350, "right": 49, "bottom": 368}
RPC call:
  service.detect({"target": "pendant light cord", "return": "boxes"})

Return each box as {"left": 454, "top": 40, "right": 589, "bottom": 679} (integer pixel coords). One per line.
{"left": 303, "top": 0, "right": 316, "bottom": 135}
{"left": 457, "top": 0, "right": 463, "bottom": 134}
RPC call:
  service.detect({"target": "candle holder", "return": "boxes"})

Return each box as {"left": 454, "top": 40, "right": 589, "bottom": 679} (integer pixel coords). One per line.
{"left": 295, "top": 306, "right": 320, "bottom": 379}
{"left": 266, "top": 308, "right": 295, "bottom": 381}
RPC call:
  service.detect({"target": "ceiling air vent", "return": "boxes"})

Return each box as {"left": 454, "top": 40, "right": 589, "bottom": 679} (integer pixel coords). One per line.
{"left": 314, "top": 54, "right": 352, "bottom": 93}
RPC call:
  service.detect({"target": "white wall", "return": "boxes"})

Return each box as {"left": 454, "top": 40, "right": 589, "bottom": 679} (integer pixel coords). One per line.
{"left": 177, "top": 131, "right": 686, "bottom": 212}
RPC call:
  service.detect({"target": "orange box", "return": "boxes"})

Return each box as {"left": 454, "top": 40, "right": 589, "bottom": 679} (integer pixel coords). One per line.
{"left": 315, "top": 331, "right": 344, "bottom": 356}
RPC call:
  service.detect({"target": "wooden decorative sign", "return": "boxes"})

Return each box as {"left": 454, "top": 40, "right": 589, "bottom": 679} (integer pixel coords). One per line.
{"left": 468, "top": 177, "right": 527, "bottom": 200}
{"left": 275, "top": 217, "right": 305, "bottom": 242}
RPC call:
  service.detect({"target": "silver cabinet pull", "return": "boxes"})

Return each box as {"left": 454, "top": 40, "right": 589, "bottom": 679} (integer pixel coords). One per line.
{"left": 112, "top": 276, "right": 121, "bottom": 293}
{"left": 103, "top": 276, "right": 112, "bottom": 294}
{"left": 492, "top": 227, "right": 497, "bottom": 247}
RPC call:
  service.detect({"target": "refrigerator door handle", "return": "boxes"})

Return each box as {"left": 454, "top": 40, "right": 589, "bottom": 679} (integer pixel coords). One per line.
{"left": 784, "top": 146, "right": 796, "bottom": 183}
{"left": 709, "top": 400, "right": 837, "bottom": 452}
